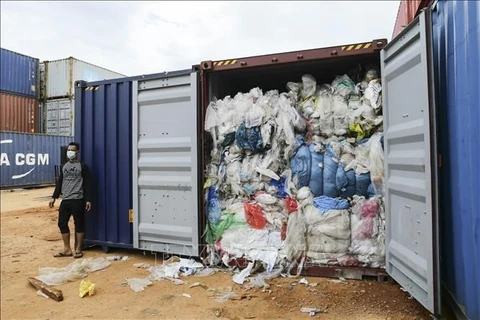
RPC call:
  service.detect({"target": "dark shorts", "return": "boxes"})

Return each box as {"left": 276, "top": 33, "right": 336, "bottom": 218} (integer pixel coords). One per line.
{"left": 58, "top": 199, "right": 85, "bottom": 234}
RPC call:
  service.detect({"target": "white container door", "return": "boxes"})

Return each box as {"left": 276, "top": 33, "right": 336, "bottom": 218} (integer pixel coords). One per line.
{"left": 132, "top": 71, "right": 200, "bottom": 257}
{"left": 381, "top": 10, "right": 441, "bottom": 315}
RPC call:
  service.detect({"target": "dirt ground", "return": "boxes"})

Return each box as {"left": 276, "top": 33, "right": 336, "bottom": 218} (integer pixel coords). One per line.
{"left": 1, "top": 187, "right": 431, "bottom": 320}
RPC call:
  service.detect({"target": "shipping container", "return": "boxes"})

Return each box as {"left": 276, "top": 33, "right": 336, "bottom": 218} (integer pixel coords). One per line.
{"left": 432, "top": 1, "right": 480, "bottom": 319}
{"left": 0, "top": 132, "right": 72, "bottom": 189}
{"left": 0, "top": 92, "right": 38, "bottom": 133}
{"left": 75, "top": 71, "right": 190, "bottom": 250}
{"left": 392, "top": 0, "right": 433, "bottom": 39}
{"left": 45, "top": 98, "right": 74, "bottom": 136}
{"left": 0, "top": 48, "right": 39, "bottom": 98}
{"left": 75, "top": 2, "right": 478, "bottom": 318}
{"left": 42, "top": 57, "right": 126, "bottom": 100}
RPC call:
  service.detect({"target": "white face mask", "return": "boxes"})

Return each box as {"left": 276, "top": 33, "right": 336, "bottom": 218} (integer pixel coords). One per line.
{"left": 67, "top": 150, "right": 77, "bottom": 160}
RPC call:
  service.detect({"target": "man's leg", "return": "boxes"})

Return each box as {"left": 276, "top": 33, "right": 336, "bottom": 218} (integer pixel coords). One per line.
{"left": 56, "top": 201, "right": 73, "bottom": 257}
{"left": 72, "top": 200, "right": 86, "bottom": 258}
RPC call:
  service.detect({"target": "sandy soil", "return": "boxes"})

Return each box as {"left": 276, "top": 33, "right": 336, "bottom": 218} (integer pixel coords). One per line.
{"left": 1, "top": 187, "right": 431, "bottom": 320}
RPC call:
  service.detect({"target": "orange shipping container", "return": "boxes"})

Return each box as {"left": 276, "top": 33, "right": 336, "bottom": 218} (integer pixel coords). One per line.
{"left": 0, "top": 92, "right": 38, "bottom": 133}
{"left": 392, "top": 0, "right": 433, "bottom": 39}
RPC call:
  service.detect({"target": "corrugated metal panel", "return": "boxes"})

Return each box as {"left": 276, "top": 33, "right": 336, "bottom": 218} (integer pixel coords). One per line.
{"left": 132, "top": 71, "right": 200, "bottom": 256}
{"left": 44, "top": 57, "right": 126, "bottom": 99}
{"left": 45, "top": 98, "right": 74, "bottom": 136}
{"left": 392, "top": 0, "right": 434, "bottom": 39}
{"left": 0, "top": 48, "right": 39, "bottom": 98}
{"left": 75, "top": 79, "right": 134, "bottom": 249}
{"left": 0, "top": 132, "right": 71, "bottom": 189}
{"left": 0, "top": 92, "right": 38, "bottom": 133}
{"left": 432, "top": 1, "right": 480, "bottom": 319}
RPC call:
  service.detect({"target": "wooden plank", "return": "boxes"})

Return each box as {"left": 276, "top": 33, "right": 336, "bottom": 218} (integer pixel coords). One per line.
{"left": 27, "top": 277, "right": 64, "bottom": 302}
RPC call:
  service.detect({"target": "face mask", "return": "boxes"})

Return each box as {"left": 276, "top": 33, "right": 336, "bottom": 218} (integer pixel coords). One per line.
{"left": 67, "top": 151, "right": 77, "bottom": 160}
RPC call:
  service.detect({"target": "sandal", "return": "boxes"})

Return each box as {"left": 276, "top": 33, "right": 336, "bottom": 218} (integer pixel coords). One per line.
{"left": 74, "top": 251, "right": 83, "bottom": 259}
{"left": 53, "top": 252, "right": 73, "bottom": 258}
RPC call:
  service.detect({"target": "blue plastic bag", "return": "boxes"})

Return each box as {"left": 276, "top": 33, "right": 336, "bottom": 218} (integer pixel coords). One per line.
{"left": 367, "top": 183, "right": 376, "bottom": 198}
{"left": 236, "top": 122, "right": 263, "bottom": 152}
{"left": 313, "top": 196, "right": 351, "bottom": 215}
{"left": 323, "top": 146, "right": 338, "bottom": 198}
{"left": 206, "top": 186, "right": 222, "bottom": 224}
{"left": 336, "top": 164, "right": 356, "bottom": 198}
{"left": 290, "top": 136, "right": 312, "bottom": 189}
{"left": 270, "top": 177, "right": 288, "bottom": 198}
{"left": 355, "top": 172, "right": 371, "bottom": 198}
{"left": 309, "top": 144, "right": 324, "bottom": 197}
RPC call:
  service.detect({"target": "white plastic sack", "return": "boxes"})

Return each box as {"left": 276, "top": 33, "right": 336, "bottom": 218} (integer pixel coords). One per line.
{"left": 304, "top": 208, "right": 351, "bottom": 240}
{"left": 285, "top": 211, "right": 307, "bottom": 262}
{"left": 363, "top": 79, "right": 382, "bottom": 110}
{"left": 306, "top": 233, "right": 350, "bottom": 253}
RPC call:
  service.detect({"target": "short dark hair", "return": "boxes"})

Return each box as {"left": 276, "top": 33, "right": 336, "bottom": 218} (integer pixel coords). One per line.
{"left": 68, "top": 142, "right": 80, "bottom": 151}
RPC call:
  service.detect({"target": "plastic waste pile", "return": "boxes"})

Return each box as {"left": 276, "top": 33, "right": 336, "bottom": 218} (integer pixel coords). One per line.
{"left": 204, "top": 68, "right": 386, "bottom": 273}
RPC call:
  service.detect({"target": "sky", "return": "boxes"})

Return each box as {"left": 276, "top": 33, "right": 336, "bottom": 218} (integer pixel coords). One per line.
{"left": 1, "top": 1, "right": 400, "bottom": 77}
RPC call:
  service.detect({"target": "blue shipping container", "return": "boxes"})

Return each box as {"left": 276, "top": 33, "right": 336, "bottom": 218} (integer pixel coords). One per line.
{"left": 0, "top": 132, "right": 71, "bottom": 188}
{"left": 432, "top": 1, "right": 480, "bottom": 319}
{"left": 0, "top": 48, "right": 39, "bottom": 98}
{"left": 75, "top": 72, "right": 185, "bottom": 251}
{"left": 75, "top": 77, "right": 136, "bottom": 250}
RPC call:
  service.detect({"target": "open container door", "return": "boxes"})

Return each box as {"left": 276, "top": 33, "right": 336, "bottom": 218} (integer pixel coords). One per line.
{"left": 132, "top": 70, "right": 200, "bottom": 257}
{"left": 381, "top": 10, "right": 441, "bottom": 315}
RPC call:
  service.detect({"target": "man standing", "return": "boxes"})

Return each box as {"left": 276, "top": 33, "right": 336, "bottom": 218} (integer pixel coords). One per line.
{"left": 49, "top": 142, "right": 92, "bottom": 259}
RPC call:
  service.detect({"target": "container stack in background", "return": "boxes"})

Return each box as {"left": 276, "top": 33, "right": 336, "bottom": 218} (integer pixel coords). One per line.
{"left": 0, "top": 48, "right": 40, "bottom": 133}
{"left": 40, "top": 57, "right": 126, "bottom": 136}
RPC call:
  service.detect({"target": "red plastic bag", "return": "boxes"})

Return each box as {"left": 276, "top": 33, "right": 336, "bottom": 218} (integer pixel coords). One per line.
{"left": 281, "top": 222, "right": 287, "bottom": 241}
{"left": 285, "top": 196, "right": 298, "bottom": 214}
{"left": 244, "top": 203, "right": 267, "bottom": 229}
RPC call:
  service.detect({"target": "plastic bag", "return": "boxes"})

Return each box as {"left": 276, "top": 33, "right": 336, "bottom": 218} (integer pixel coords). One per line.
{"left": 363, "top": 79, "right": 382, "bottom": 110}
{"left": 36, "top": 257, "right": 111, "bottom": 286}
{"left": 127, "top": 278, "right": 152, "bottom": 293}
{"left": 323, "top": 147, "right": 339, "bottom": 198}
{"left": 332, "top": 75, "right": 356, "bottom": 97}
{"left": 369, "top": 133, "right": 385, "bottom": 196}
{"left": 312, "top": 196, "right": 350, "bottom": 215}
{"left": 236, "top": 122, "right": 264, "bottom": 152}
{"left": 245, "top": 103, "right": 265, "bottom": 128}
{"left": 307, "top": 233, "right": 350, "bottom": 253}
{"left": 205, "top": 101, "right": 220, "bottom": 133}
{"left": 304, "top": 208, "right": 351, "bottom": 239}
{"left": 244, "top": 203, "right": 267, "bottom": 229}
{"left": 355, "top": 172, "right": 372, "bottom": 198}
{"left": 79, "top": 279, "right": 96, "bottom": 298}
{"left": 270, "top": 177, "right": 288, "bottom": 198}
{"left": 206, "top": 186, "right": 222, "bottom": 224}
{"left": 255, "top": 193, "right": 278, "bottom": 205}
{"left": 336, "top": 164, "right": 356, "bottom": 199}
{"left": 285, "top": 211, "right": 307, "bottom": 262}
{"left": 300, "top": 75, "right": 317, "bottom": 99}
{"left": 308, "top": 144, "right": 324, "bottom": 197}
{"left": 290, "top": 136, "right": 312, "bottom": 189}
{"left": 284, "top": 196, "right": 298, "bottom": 214}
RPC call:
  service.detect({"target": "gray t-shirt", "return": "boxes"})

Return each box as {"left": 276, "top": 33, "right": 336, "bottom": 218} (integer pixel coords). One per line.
{"left": 61, "top": 161, "right": 84, "bottom": 200}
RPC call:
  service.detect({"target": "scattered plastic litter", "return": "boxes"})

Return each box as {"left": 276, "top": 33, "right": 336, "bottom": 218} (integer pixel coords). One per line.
{"left": 300, "top": 307, "right": 323, "bottom": 317}
{"left": 232, "top": 262, "right": 254, "bottom": 285}
{"left": 299, "top": 278, "right": 309, "bottom": 285}
{"left": 106, "top": 255, "right": 130, "bottom": 261}
{"left": 36, "top": 257, "right": 111, "bottom": 286}
{"left": 36, "top": 290, "right": 49, "bottom": 299}
{"left": 133, "top": 263, "right": 151, "bottom": 269}
{"left": 79, "top": 279, "right": 96, "bottom": 298}
{"left": 126, "top": 278, "right": 152, "bottom": 292}
{"left": 182, "top": 293, "right": 192, "bottom": 298}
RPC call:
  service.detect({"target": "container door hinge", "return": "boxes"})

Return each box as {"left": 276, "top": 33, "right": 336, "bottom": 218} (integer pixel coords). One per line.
{"left": 129, "top": 209, "right": 134, "bottom": 223}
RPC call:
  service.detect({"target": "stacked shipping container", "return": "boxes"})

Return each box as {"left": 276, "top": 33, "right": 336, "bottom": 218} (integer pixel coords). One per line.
{"left": 41, "top": 57, "right": 126, "bottom": 136}
{"left": 0, "top": 48, "right": 40, "bottom": 133}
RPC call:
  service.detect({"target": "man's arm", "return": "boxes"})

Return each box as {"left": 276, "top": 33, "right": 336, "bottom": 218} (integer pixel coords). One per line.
{"left": 52, "top": 166, "right": 63, "bottom": 199}
{"left": 81, "top": 162, "right": 92, "bottom": 203}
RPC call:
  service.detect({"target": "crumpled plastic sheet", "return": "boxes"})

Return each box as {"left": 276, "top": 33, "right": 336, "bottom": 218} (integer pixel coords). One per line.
{"left": 36, "top": 257, "right": 111, "bottom": 286}
{"left": 126, "top": 278, "right": 152, "bottom": 293}
{"left": 312, "top": 196, "right": 350, "bottom": 215}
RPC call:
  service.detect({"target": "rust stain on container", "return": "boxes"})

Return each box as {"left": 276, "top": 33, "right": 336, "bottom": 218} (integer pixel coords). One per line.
{"left": 0, "top": 92, "right": 38, "bottom": 133}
